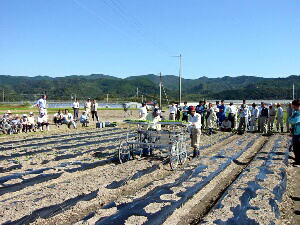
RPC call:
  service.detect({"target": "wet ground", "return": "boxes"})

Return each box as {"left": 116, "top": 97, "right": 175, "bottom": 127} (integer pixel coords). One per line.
{"left": 0, "top": 120, "right": 297, "bottom": 225}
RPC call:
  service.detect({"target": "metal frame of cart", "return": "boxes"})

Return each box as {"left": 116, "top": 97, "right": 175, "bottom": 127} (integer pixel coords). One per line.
{"left": 118, "top": 121, "right": 189, "bottom": 170}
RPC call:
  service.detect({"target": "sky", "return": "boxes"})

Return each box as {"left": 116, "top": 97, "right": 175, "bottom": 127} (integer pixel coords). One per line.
{"left": 0, "top": 0, "right": 300, "bottom": 79}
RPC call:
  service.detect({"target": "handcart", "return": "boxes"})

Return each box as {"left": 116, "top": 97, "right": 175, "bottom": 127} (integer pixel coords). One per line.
{"left": 118, "top": 121, "right": 189, "bottom": 170}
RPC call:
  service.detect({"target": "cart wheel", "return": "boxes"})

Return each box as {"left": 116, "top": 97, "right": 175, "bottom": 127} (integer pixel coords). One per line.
{"left": 179, "top": 142, "right": 187, "bottom": 165}
{"left": 169, "top": 143, "right": 179, "bottom": 170}
{"left": 118, "top": 141, "right": 131, "bottom": 163}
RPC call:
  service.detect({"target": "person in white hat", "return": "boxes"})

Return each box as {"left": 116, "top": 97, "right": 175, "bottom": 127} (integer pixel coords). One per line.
{"left": 21, "top": 114, "right": 29, "bottom": 133}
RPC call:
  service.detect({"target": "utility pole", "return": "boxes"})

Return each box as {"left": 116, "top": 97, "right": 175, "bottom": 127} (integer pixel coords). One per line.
{"left": 136, "top": 87, "right": 139, "bottom": 98}
{"left": 172, "top": 54, "right": 183, "bottom": 105}
{"left": 142, "top": 95, "right": 144, "bottom": 103}
{"left": 106, "top": 94, "right": 109, "bottom": 103}
{"left": 2, "top": 89, "right": 4, "bottom": 102}
{"left": 293, "top": 83, "right": 295, "bottom": 100}
{"left": 159, "top": 72, "right": 162, "bottom": 108}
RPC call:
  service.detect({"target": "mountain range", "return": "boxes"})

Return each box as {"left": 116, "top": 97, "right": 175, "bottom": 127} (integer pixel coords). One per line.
{"left": 0, "top": 74, "right": 299, "bottom": 102}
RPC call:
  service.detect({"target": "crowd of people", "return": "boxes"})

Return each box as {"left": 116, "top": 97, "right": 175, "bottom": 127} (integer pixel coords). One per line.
{"left": 138, "top": 99, "right": 300, "bottom": 166}
{"left": 0, "top": 95, "right": 101, "bottom": 134}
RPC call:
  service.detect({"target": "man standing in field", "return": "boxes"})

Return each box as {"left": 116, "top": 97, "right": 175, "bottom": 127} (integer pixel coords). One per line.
{"left": 250, "top": 103, "right": 259, "bottom": 132}
{"left": 139, "top": 103, "right": 148, "bottom": 120}
{"left": 169, "top": 102, "right": 177, "bottom": 121}
{"left": 188, "top": 106, "right": 201, "bottom": 158}
{"left": 268, "top": 104, "right": 276, "bottom": 132}
{"left": 227, "top": 102, "right": 237, "bottom": 129}
{"left": 218, "top": 100, "right": 226, "bottom": 126}
{"left": 259, "top": 102, "right": 269, "bottom": 135}
{"left": 36, "top": 94, "right": 47, "bottom": 115}
{"left": 276, "top": 103, "right": 284, "bottom": 133}
{"left": 238, "top": 104, "right": 249, "bottom": 134}
{"left": 288, "top": 99, "right": 300, "bottom": 167}
{"left": 72, "top": 98, "right": 80, "bottom": 121}
{"left": 182, "top": 101, "right": 189, "bottom": 122}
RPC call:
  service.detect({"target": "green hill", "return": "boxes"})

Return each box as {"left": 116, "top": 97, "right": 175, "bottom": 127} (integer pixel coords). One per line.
{"left": 0, "top": 74, "right": 299, "bottom": 102}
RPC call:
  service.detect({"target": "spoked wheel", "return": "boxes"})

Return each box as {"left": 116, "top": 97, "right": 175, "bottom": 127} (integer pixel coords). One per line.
{"left": 169, "top": 142, "right": 179, "bottom": 170}
{"left": 118, "top": 141, "right": 132, "bottom": 164}
{"left": 178, "top": 141, "right": 187, "bottom": 165}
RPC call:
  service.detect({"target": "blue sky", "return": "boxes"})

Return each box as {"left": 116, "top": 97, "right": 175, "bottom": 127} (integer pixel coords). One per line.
{"left": 0, "top": 0, "right": 299, "bottom": 78}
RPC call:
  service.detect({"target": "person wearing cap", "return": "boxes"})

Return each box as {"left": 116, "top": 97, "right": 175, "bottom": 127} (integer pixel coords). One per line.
{"left": 238, "top": 104, "right": 250, "bottom": 134}
{"left": 72, "top": 98, "right": 80, "bottom": 121}
{"left": 80, "top": 111, "right": 89, "bottom": 127}
{"left": 227, "top": 102, "right": 237, "bottom": 129}
{"left": 250, "top": 103, "right": 259, "bottom": 132}
{"left": 169, "top": 102, "right": 177, "bottom": 121}
{"left": 84, "top": 98, "right": 92, "bottom": 117}
{"left": 220, "top": 117, "right": 232, "bottom": 132}
{"left": 53, "top": 110, "right": 64, "bottom": 127}
{"left": 288, "top": 99, "right": 300, "bottom": 167}
{"left": 268, "top": 104, "right": 276, "bottom": 132}
{"left": 207, "top": 103, "right": 217, "bottom": 135}
{"left": 286, "top": 102, "right": 293, "bottom": 133}
{"left": 188, "top": 106, "right": 201, "bottom": 157}
{"left": 276, "top": 103, "right": 284, "bottom": 133}
{"left": 27, "top": 112, "right": 35, "bottom": 132}
{"left": 139, "top": 103, "right": 148, "bottom": 120}
{"left": 4, "top": 110, "right": 13, "bottom": 121}
{"left": 259, "top": 102, "right": 269, "bottom": 135}
{"left": 36, "top": 94, "right": 47, "bottom": 115}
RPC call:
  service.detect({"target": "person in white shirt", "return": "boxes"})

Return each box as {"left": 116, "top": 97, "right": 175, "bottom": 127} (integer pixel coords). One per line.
{"left": 62, "top": 109, "right": 77, "bottom": 129}
{"left": 188, "top": 106, "right": 201, "bottom": 157}
{"left": 169, "top": 103, "right": 177, "bottom": 121}
{"left": 227, "top": 102, "right": 237, "bottom": 129}
{"left": 238, "top": 104, "right": 250, "bottom": 134}
{"left": 84, "top": 98, "right": 92, "bottom": 117}
{"left": 37, "top": 113, "right": 49, "bottom": 131}
{"left": 91, "top": 99, "right": 99, "bottom": 121}
{"left": 36, "top": 95, "right": 47, "bottom": 115}
{"left": 221, "top": 118, "right": 232, "bottom": 132}
{"left": 72, "top": 99, "right": 80, "bottom": 121}
{"left": 276, "top": 103, "right": 284, "bottom": 133}
{"left": 250, "top": 103, "right": 259, "bottom": 132}
{"left": 139, "top": 103, "right": 148, "bottom": 120}
{"left": 80, "top": 111, "right": 89, "bottom": 127}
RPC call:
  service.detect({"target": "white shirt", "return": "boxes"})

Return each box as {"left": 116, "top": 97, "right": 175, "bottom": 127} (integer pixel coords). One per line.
{"left": 85, "top": 101, "right": 91, "bottom": 110}
{"left": 251, "top": 107, "right": 259, "bottom": 118}
{"left": 277, "top": 107, "right": 283, "bottom": 118}
{"left": 227, "top": 105, "right": 237, "bottom": 114}
{"left": 188, "top": 113, "right": 201, "bottom": 129}
{"left": 36, "top": 98, "right": 46, "bottom": 109}
{"left": 139, "top": 106, "right": 148, "bottom": 119}
{"left": 64, "top": 113, "right": 73, "bottom": 121}
{"left": 73, "top": 102, "right": 79, "bottom": 109}
{"left": 169, "top": 105, "right": 177, "bottom": 114}
{"left": 38, "top": 115, "right": 48, "bottom": 123}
